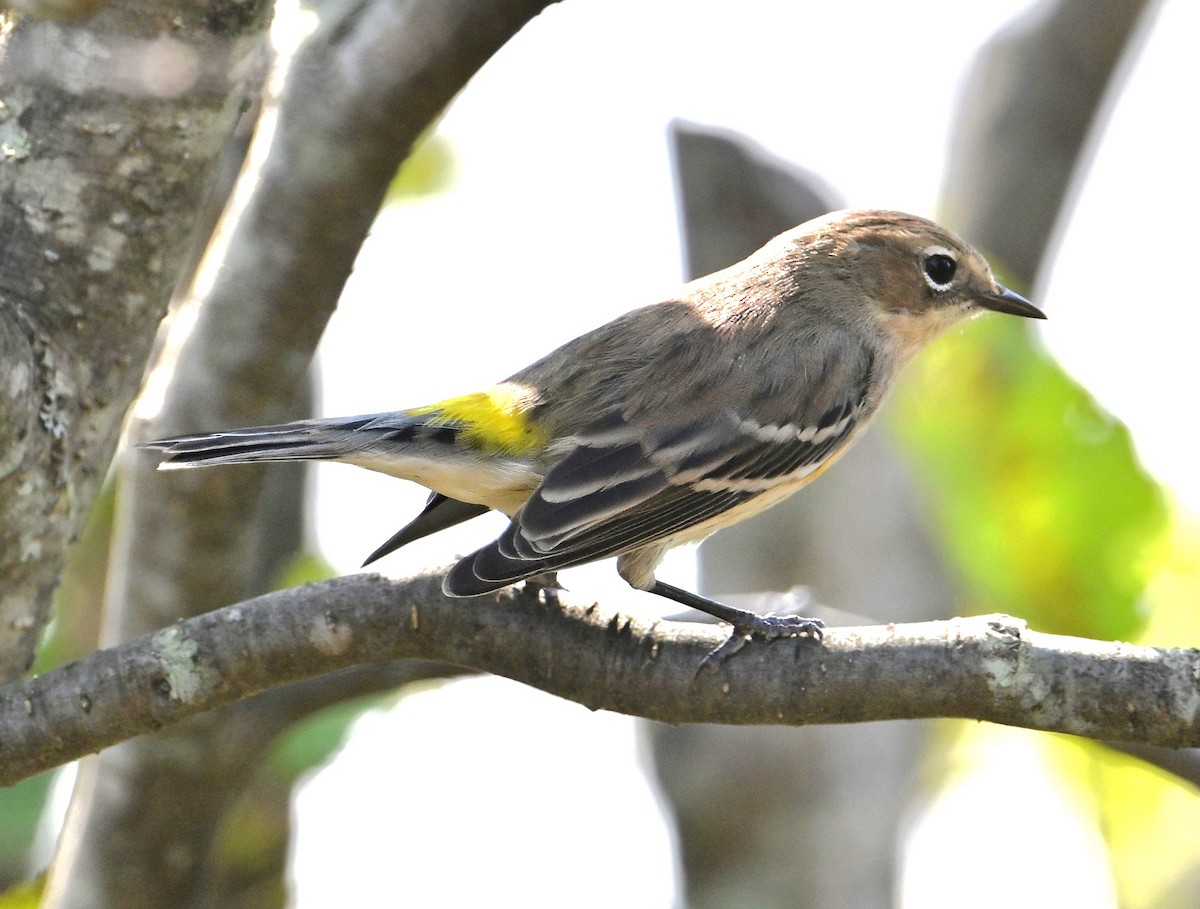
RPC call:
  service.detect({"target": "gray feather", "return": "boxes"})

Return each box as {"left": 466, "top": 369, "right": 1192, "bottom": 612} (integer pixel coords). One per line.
{"left": 145, "top": 413, "right": 451, "bottom": 468}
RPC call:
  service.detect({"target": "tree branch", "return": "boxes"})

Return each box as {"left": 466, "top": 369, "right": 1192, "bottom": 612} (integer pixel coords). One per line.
{"left": 116, "top": 0, "right": 564, "bottom": 644}
{"left": 940, "top": 0, "right": 1160, "bottom": 284}
{"left": 46, "top": 0, "right": 562, "bottom": 904}
{"left": 3, "top": 573, "right": 1198, "bottom": 787}
{"left": 0, "top": 0, "right": 272, "bottom": 681}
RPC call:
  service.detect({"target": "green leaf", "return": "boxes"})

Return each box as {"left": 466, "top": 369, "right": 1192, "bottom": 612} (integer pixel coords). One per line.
{"left": 0, "top": 873, "right": 44, "bottom": 909}
{"left": 272, "top": 550, "right": 336, "bottom": 590}
{"left": 384, "top": 131, "right": 456, "bottom": 204}
{"left": 892, "top": 317, "right": 1167, "bottom": 639}
{"left": 0, "top": 772, "right": 56, "bottom": 884}
{"left": 269, "top": 692, "right": 389, "bottom": 781}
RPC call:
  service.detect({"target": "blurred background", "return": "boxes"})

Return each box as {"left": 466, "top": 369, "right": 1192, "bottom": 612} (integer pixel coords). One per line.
{"left": 4, "top": 0, "right": 1199, "bottom": 906}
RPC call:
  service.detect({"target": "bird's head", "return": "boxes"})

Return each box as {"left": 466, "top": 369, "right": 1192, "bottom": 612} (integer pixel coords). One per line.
{"left": 792, "top": 209, "right": 1045, "bottom": 357}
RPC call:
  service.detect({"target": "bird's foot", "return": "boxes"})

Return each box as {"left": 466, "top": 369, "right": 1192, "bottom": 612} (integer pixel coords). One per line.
{"left": 522, "top": 572, "right": 566, "bottom": 607}
{"left": 700, "top": 612, "right": 824, "bottom": 667}
{"left": 646, "top": 580, "right": 823, "bottom": 669}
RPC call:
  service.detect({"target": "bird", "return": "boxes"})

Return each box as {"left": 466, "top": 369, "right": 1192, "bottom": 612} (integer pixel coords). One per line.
{"left": 146, "top": 209, "right": 1044, "bottom": 653}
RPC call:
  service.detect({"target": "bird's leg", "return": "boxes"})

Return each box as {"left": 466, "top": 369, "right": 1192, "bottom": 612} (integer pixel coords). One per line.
{"left": 648, "top": 580, "right": 824, "bottom": 664}
{"left": 522, "top": 571, "right": 565, "bottom": 607}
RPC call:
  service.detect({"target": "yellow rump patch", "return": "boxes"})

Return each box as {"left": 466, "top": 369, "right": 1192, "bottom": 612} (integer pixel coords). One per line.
{"left": 408, "top": 384, "right": 548, "bottom": 456}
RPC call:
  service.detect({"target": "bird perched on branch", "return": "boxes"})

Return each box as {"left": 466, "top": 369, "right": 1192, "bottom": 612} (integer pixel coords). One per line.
{"left": 147, "top": 210, "right": 1043, "bottom": 655}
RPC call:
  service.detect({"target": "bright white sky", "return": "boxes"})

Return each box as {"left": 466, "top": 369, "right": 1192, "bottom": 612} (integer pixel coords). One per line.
{"left": 291, "top": 1, "right": 1196, "bottom": 906}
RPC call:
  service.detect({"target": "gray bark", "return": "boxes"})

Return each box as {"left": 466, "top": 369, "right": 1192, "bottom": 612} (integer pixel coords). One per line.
{"left": 941, "top": 0, "right": 1161, "bottom": 285}
{"left": 41, "top": 0, "right": 561, "bottom": 906}
{"left": 4, "top": 574, "right": 1199, "bottom": 789}
{"left": 0, "top": 0, "right": 272, "bottom": 682}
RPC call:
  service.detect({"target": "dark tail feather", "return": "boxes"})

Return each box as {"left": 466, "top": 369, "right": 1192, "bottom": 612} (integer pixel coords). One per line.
{"left": 143, "top": 413, "right": 416, "bottom": 468}
{"left": 363, "top": 494, "right": 489, "bottom": 566}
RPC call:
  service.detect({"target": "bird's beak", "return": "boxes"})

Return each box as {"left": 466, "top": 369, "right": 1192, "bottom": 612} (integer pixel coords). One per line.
{"left": 977, "top": 285, "right": 1046, "bottom": 320}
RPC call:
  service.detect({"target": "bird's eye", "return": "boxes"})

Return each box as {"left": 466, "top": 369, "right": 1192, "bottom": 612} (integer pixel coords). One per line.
{"left": 923, "top": 254, "right": 957, "bottom": 289}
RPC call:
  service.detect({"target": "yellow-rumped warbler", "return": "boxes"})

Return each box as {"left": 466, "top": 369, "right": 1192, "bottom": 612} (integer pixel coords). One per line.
{"left": 148, "top": 210, "right": 1043, "bottom": 646}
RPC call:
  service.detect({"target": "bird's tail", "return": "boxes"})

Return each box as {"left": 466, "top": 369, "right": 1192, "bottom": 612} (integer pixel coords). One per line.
{"left": 144, "top": 412, "right": 450, "bottom": 470}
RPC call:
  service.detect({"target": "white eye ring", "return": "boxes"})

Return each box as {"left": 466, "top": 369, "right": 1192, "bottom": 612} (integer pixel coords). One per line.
{"left": 921, "top": 246, "right": 958, "bottom": 291}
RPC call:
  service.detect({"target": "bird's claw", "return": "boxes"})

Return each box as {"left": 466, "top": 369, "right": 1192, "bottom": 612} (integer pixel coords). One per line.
{"left": 698, "top": 613, "right": 824, "bottom": 672}
{"left": 522, "top": 572, "right": 566, "bottom": 607}
{"left": 744, "top": 612, "right": 825, "bottom": 641}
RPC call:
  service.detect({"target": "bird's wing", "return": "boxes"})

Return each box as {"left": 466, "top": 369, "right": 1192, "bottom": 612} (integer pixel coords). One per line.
{"left": 446, "top": 340, "right": 876, "bottom": 594}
